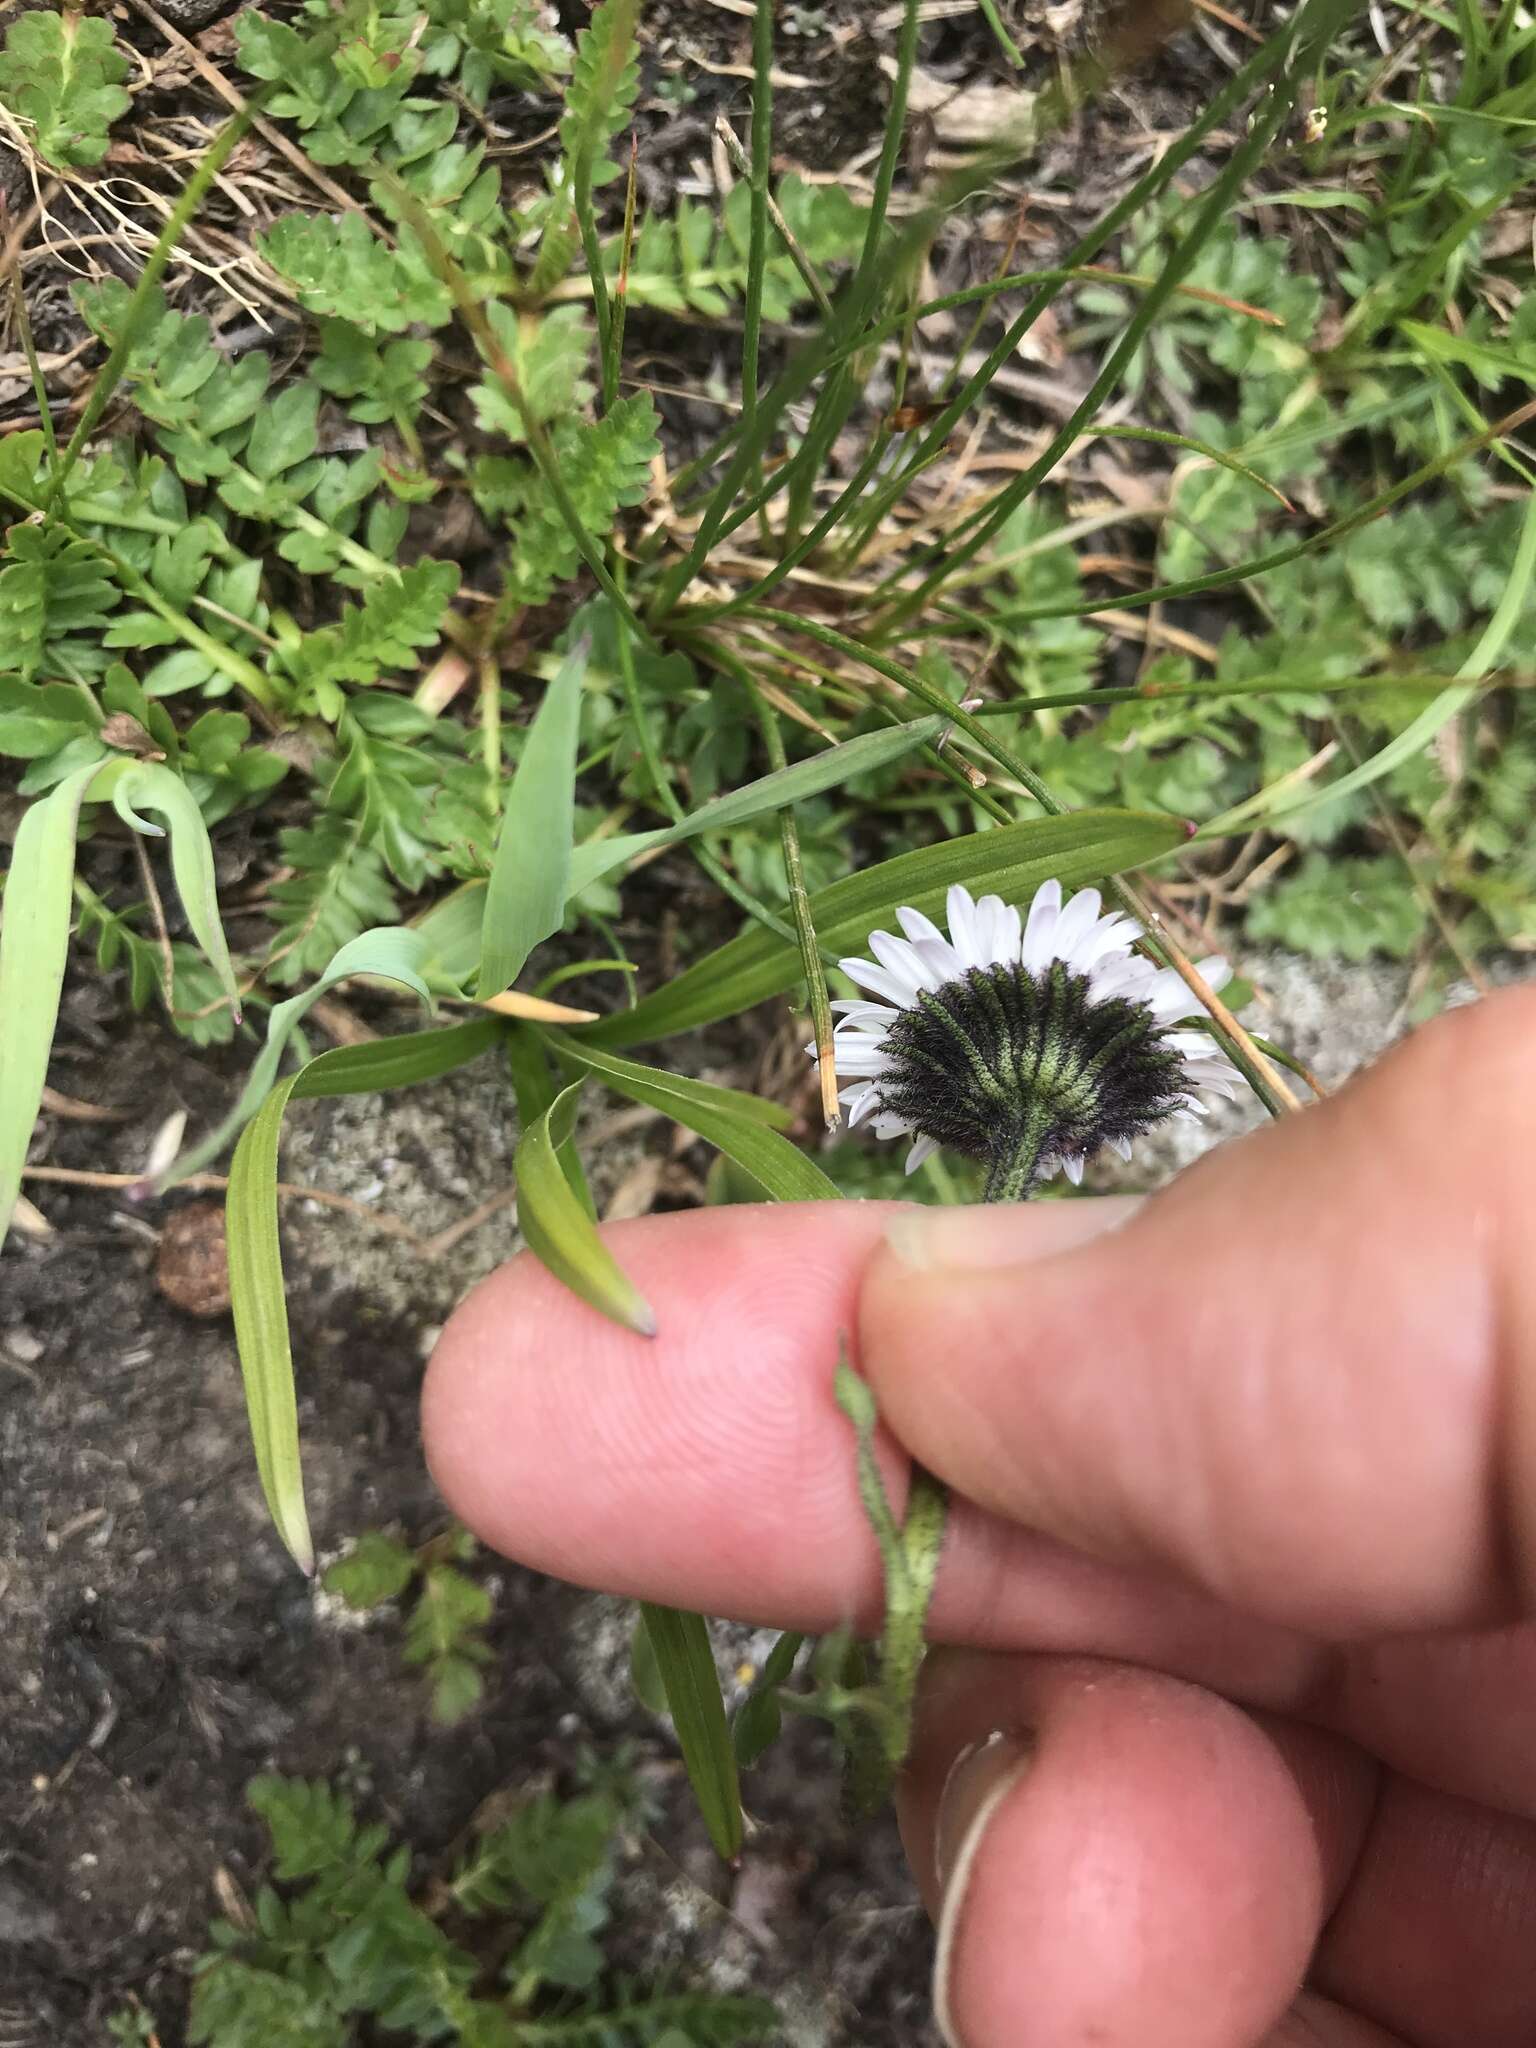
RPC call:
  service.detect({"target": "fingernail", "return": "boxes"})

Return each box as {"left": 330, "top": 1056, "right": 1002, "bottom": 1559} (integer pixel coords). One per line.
{"left": 933, "top": 1731, "right": 1034, "bottom": 2047}
{"left": 884, "top": 1194, "right": 1141, "bottom": 1274}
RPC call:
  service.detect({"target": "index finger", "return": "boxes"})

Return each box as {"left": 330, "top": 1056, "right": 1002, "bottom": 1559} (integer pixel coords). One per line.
{"left": 422, "top": 1197, "right": 1313, "bottom": 1706}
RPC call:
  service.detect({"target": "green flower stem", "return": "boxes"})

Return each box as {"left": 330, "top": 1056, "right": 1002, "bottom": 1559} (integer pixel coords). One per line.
{"left": 835, "top": 1354, "right": 949, "bottom": 1813}
{"left": 984, "top": 1102, "right": 1051, "bottom": 1203}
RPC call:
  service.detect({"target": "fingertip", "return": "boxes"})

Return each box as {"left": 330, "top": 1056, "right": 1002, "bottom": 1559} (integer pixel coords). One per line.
{"left": 422, "top": 1203, "right": 905, "bottom": 1619}
{"left": 903, "top": 1656, "right": 1344, "bottom": 2048}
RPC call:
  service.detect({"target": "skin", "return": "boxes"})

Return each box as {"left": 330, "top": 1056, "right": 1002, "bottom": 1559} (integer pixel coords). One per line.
{"left": 423, "top": 982, "right": 1536, "bottom": 2047}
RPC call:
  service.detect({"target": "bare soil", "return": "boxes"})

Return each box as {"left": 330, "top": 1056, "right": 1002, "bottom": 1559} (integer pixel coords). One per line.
{"left": 2, "top": 1001, "right": 932, "bottom": 2046}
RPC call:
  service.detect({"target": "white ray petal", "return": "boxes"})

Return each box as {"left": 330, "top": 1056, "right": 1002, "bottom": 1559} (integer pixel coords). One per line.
{"left": 971, "top": 893, "right": 1016, "bottom": 968}
{"left": 904, "top": 1134, "right": 940, "bottom": 1175}
{"left": 1196, "top": 955, "right": 1234, "bottom": 995}
{"left": 1020, "top": 877, "right": 1062, "bottom": 972}
{"left": 831, "top": 997, "right": 899, "bottom": 1024}
{"left": 945, "top": 884, "right": 983, "bottom": 970}
{"left": 895, "top": 908, "right": 962, "bottom": 983}
{"left": 1089, "top": 954, "right": 1156, "bottom": 1002}
{"left": 1062, "top": 1152, "right": 1086, "bottom": 1185}
{"left": 1143, "top": 966, "right": 1204, "bottom": 1022}
{"left": 1049, "top": 887, "right": 1102, "bottom": 970}
{"left": 869, "top": 929, "right": 944, "bottom": 1002}
{"left": 838, "top": 956, "right": 923, "bottom": 1009}
{"left": 896, "top": 905, "right": 947, "bottom": 948}
{"left": 842, "top": 1083, "right": 881, "bottom": 1126}
{"left": 1075, "top": 913, "right": 1140, "bottom": 970}
{"left": 830, "top": 1044, "right": 893, "bottom": 1078}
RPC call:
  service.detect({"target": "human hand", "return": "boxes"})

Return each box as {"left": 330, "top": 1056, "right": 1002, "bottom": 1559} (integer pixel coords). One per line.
{"left": 423, "top": 985, "right": 1536, "bottom": 2048}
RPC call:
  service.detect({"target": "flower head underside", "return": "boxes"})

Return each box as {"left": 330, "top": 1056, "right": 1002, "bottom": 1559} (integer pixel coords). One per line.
{"left": 813, "top": 881, "right": 1240, "bottom": 1199}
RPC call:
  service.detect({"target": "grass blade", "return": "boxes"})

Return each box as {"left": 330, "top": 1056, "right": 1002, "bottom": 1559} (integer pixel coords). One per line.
{"left": 578, "top": 808, "right": 1187, "bottom": 1048}
{"left": 49, "top": 97, "right": 268, "bottom": 504}
{"left": 515, "top": 1078, "right": 656, "bottom": 1335}
{"left": 103, "top": 761, "right": 240, "bottom": 1011}
{"left": 564, "top": 710, "right": 944, "bottom": 896}
{"left": 0, "top": 762, "right": 101, "bottom": 1241}
{"left": 738, "top": 0, "right": 776, "bottom": 424}
{"left": 226, "top": 1072, "right": 313, "bottom": 1572}
{"left": 875, "top": 0, "right": 1357, "bottom": 633}
{"left": 553, "top": 1036, "right": 790, "bottom": 1128}
{"left": 163, "top": 927, "right": 438, "bottom": 1185}
{"left": 969, "top": 397, "right": 1536, "bottom": 633}
{"left": 641, "top": 1603, "right": 743, "bottom": 1861}
{"left": 224, "top": 1018, "right": 506, "bottom": 1572}
{"left": 479, "top": 634, "right": 589, "bottom": 1000}
{"left": 1200, "top": 484, "right": 1536, "bottom": 839}
{"left": 552, "top": 1036, "right": 840, "bottom": 1200}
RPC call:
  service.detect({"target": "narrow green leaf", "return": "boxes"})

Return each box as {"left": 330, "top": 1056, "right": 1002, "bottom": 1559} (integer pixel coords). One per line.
{"left": 555, "top": 1036, "right": 789, "bottom": 1127}
{"left": 101, "top": 760, "right": 240, "bottom": 1009}
{"left": 0, "top": 761, "right": 100, "bottom": 1241}
{"left": 507, "top": 1021, "right": 593, "bottom": 1212}
{"left": 630, "top": 1607, "right": 669, "bottom": 1715}
{"left": 1200, "top": 486, "right": 1536, "bottom": 839}
{"left": 226, "top": 1071, "right": 313, "bottom": 1572}
{"left": 515, "top": 1079, "right": 656, "bottom": 1335}
{"left": 411, "top": 880, "right": 488, "bottom": 990}
{"left": 1400, "top": 317, "right": 1536, "bottom": 391}
{"left": 163, "top": 926, "right": 438, "bottom": 1185}
{"left": 641, "top": 1603, "right": 743, "bottom": 1860}
{"left": 580, "top": 808, "right": 1187, "bottom": 1047}
{"left": 553, "top": 1036, "right": 840, "bottom": 1201}
{"left": 416, "top": 713, "right": 949, "bottom": 988}
{"left": 479, "top": 635, "right": 588, "bottom": 1000}
{"left": 288, "top": 1016, "right": 505, "bottom": 1101}
{"left": 564, "top": 712, "right": 944, "bottom": 896}
{"left": 733, "top": 1629, "right": 805, "bottom": 1769}
{"left": 224, "top": 1019, "right": 504, "bottom": 1572}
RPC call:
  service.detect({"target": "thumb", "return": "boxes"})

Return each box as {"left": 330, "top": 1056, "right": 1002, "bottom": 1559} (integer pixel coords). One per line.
{"left": 857, "top": 985, "right": 1536, "bottom": 1637}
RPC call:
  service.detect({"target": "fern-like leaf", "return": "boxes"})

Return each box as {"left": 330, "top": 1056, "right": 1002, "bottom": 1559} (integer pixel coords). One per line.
{"left": 188, "top": 1959, "right": 347, "bottom": 2048}
{"left": 248, "top": 1776, "right": 391, "bottom": 1883}
{"left": 0, "top": 9, "right": 131, "bottom": 168}
{"left": 513, "top": 1984, "right": 779, "bottom": 2045}
{"left": 475, "top": 394, "right": 658, "bottom": 603}
{"left": 0, "top": 523, "right": 117, "bottom": 679}
{"left": 529, "top": 0, "right": 638, "bottom": 291}
{"left": 260, "top": 212, "right": 453, "bottom": 334}
{"left": 275, "top": 561, "right": 460, "bottom": 713}
{"left": 267, "top": 818, "right": 400, "bottom": 984}
{"left": 560, "top": 0, "right": 639, "bottom": 185}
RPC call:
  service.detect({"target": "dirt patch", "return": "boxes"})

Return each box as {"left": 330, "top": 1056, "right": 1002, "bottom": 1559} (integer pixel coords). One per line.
{"left": 1, "top": 1012, "right": 938, "bottom": 2046}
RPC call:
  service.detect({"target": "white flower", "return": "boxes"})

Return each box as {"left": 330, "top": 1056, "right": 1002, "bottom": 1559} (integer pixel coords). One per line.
{"left": 811, "top": 879, "right": 1240, "bottom": 1199}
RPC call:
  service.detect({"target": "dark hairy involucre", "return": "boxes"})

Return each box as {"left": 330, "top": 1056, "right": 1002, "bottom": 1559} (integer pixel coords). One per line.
{"left": 874, "top": 960, "right": 1189, "bottom": 1188}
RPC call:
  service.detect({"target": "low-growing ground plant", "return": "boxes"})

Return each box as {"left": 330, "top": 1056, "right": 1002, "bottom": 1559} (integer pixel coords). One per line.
{"left": 110, "top": 1764, "right": 776, "bottom": 2046}
{"left": 323, "top": 1525, "right": 496, "bottom": 1725}
{"left": 2, "top": 0, "right": 1534, "bottom": 1860}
